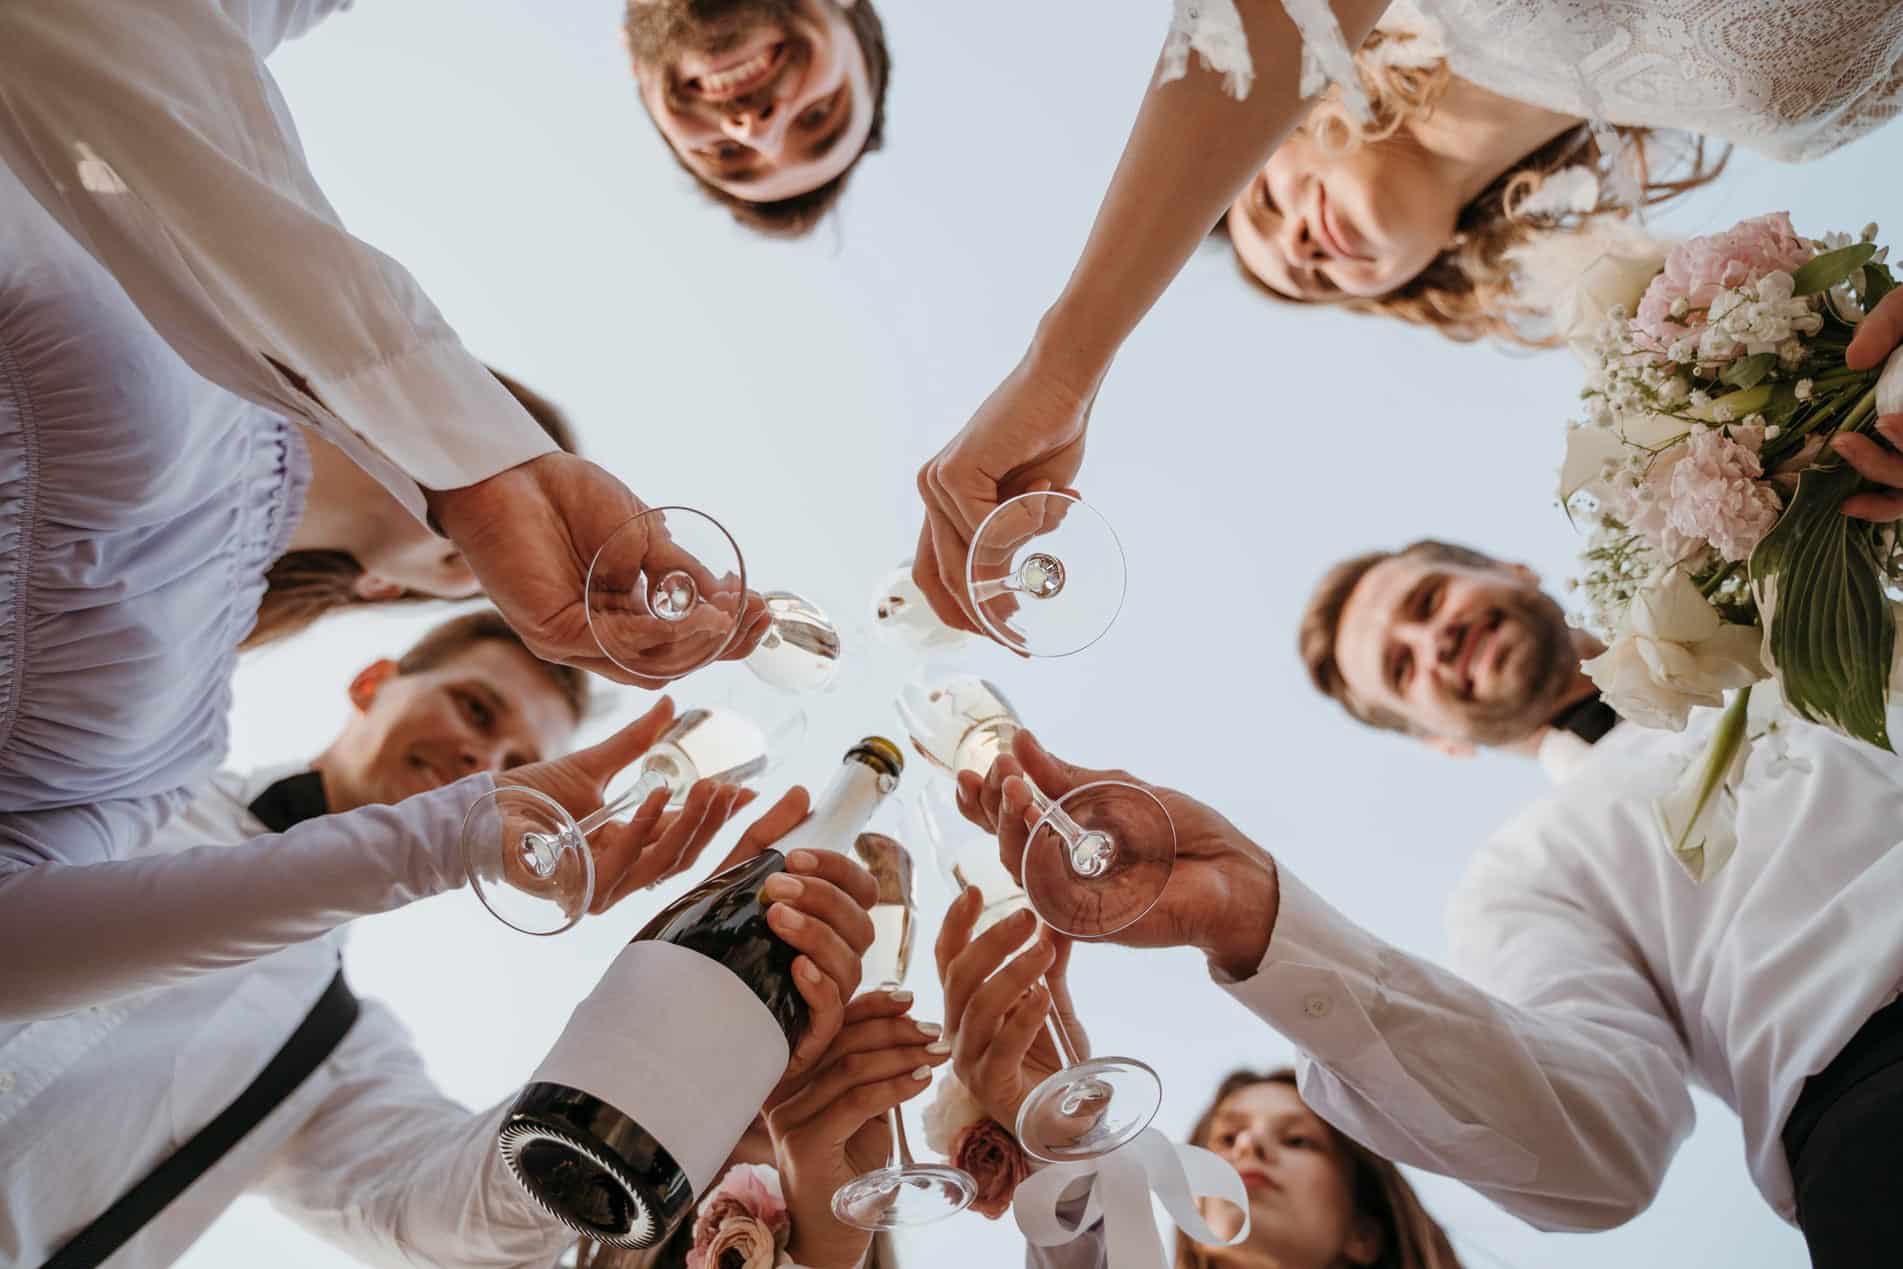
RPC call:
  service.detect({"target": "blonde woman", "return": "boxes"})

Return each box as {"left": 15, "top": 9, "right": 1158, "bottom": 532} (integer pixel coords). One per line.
{"left": 910, "top": 0, "right": 1903, "bottom": 633}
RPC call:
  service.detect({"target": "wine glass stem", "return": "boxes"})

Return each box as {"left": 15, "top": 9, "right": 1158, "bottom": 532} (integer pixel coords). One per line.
{"left": 572, "top": 768, "right": 670, "bottom": 839}
{"left": 878, "top": 979, "right": 920, "bottom": 1170}
{"left": 969, "top": 574, "right": 1023, "bottom": 605}
{"left": 1023, "top": 781, "right": 1107, "bottom": 878}
{"left": 1041, "top": 976, "right": 1086, "bottom": 1068}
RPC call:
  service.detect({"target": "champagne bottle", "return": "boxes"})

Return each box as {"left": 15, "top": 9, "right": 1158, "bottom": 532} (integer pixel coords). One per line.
{"left": 498, "top": 737, "right": 905, "bottom": 1248}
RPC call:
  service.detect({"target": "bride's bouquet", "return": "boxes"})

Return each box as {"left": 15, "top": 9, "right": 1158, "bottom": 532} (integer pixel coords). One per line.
{"left": 1555, "top": 212, "right": 1902, "bottom": 877}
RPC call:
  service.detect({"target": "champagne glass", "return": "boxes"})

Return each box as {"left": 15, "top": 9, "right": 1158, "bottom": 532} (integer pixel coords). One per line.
{"left": 463, "top": 706, "right": 801, "bottom": 936}
{"left": 868, "top": 561, "right": 968, "bottom": 657}
{"left": 830, "top": 830, "right": 978, "bottom": 1230}
{"left": 747, "top": 590, "right": 844, "bottom": 694}
{"left": 587, "top": 507, "right": 752, "bottom": 682}
{"left": 967, "top": 492, "right": 1125, "bottom": 658}
{"left": 896, "top": 678, "right": 1175, "bottom": 1162}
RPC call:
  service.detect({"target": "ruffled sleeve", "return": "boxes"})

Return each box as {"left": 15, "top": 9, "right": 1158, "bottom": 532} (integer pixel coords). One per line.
{"left": 1160, "top": 0, "right": 1372, "bottom": 119}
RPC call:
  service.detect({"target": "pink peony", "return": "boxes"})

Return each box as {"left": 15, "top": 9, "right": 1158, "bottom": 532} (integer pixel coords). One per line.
{"left": 1612, "top": 446, "right": 1700, "bottom": 564}
{"left": 952, "top": 1119, "right": 1035, "bottom": 1220}
{"left": 1663, "top": 426, "right": 1783, "bottom": 562}
{"left": 686, "top": 1216, "right": 778, "bottom": 1269}
{"left": 1634, "top": 212, "right": 1814, "bottom": 353}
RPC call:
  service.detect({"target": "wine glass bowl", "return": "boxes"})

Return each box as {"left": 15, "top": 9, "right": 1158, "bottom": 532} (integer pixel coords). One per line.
{"left": 587, "top": 507, "right": 748, "bottom": 682}
{"left": 967, "top": 492, "right": 1125, "bottom": 658}
{"left": 464, "top": 785, "right": 595, "bottom": 936}
{"left": 893, "top": 675, "right": 1021, "bottom": 781}
{"left": 1021, "top": 781, "right": 1176, "bottom": 940}
{"left": 832, "top": 1163, "right": 978, "bottom": 1231}
{"left": 747, "top": 590, "right": 843, "bottom": 694}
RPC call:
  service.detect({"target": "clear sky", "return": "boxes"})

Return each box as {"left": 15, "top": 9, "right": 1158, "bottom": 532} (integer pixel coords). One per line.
{"left": 183, "top": 2, "right": 1897, "bottom": 1265}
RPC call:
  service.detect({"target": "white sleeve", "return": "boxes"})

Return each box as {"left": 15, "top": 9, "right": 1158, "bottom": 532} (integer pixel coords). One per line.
{"left": 0, "top": 0, "right": 557, "bottom": 518}
{"left": 1218, "top": 856, "right": 1695, "bottom": 1231}
{"left": 0, "top": 776, "right": 493, "bottom": 1022}
{"left": 255, "top": 998, "right": 575, "bottom": 1268}
{"left": 1161, "top": 0, "right": 1377, "bottom": 112}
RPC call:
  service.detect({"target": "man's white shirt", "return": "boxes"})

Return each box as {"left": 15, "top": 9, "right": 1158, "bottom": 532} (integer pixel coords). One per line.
{"left": 0, "top": 766, "right": 573, "bottom": 1267}
{"left": 0, "top": 0, "right": 558, "bottom": 519}
{"left": 1221, "top": 706, "right": 1903, "bottom": 1228}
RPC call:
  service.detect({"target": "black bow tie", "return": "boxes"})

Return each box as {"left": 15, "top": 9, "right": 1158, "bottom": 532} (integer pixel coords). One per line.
{"left": 248, "top": 770, "right": 331, "bottom": 832}
{"left": 1548, "top": 693, "right": 1622, "bottom": 746}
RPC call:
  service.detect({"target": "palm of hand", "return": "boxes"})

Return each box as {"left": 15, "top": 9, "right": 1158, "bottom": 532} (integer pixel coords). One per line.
{"left": 1105, "top": 787, "right": 1266, "bottom": 956}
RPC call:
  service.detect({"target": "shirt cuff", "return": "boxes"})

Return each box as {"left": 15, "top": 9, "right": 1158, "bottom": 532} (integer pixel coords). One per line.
{"left": 310, "top": 336, "right": 559, "bottom": 498}
{"left": 1212, "top": 865, "right": 1389, "bottom": 1065}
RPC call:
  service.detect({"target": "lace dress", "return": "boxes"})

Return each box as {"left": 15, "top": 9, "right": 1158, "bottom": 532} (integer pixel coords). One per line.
{"left": 1166, "top": 0, "right": 1903, "bottom": 163}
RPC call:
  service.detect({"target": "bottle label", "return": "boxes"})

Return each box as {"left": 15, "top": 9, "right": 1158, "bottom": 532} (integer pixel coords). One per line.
{"left": 529, "top": 940, "right": 791, "bottom": 1195}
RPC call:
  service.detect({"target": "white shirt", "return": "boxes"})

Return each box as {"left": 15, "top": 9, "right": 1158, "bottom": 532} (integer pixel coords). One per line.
{"left": 0, "top": 765, "right": 572, "bottom": 1268}
{"left": 1223, "top": 707, "right": 1903, "bottom": 1228}
{"left": 0, "top": 0, "right": 557, "bottom": 520}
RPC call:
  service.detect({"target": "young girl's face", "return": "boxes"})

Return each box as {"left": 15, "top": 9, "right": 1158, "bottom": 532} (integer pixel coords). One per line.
{"left": 1226, "top": 123, "right": 1463, "bottom": 303}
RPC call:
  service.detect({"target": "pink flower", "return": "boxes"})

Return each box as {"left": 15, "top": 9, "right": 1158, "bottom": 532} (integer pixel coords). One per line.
{"left": 686, "top": 1216, "right": 778, "bottom": 1269}
{"left": 1663, "top": 426, "right": 1783, "bottom": 562}
{"left": 1634, "top": 213, "right": 1814, "bottom": 353}
{"left": 1611, "top": 445, "right": 1701, "bottom": 564}
{"left": 952, "top": 1120, "right": 1034, "bottom": 1220}
{"left": 687, "top": 1163, "right": 789, "bottom": 1269}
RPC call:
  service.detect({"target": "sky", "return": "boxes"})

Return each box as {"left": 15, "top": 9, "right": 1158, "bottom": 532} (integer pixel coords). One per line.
{"left": 183, "top": 2, "right": 1898, "bottom": 1266}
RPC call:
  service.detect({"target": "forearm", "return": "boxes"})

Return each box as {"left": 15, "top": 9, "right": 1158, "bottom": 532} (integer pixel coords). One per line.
{"left": 1222, "top": 867, "right": 1695, "bottom": 1229}
{"left": 0, "top": 778, "right": 487, "bottom": 1021}
{"left": 1034, "top": 0, "right": 1389, "bottom": 383}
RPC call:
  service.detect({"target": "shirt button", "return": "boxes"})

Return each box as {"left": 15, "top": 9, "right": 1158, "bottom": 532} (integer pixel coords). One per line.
{"left": 1303, "top": 993, "right": 1331, "bottom": 1019}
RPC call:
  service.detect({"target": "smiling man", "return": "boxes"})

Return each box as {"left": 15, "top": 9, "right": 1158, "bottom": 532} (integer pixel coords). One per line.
{"left": 625, "top": 0, "right": 891, "bottom": 237}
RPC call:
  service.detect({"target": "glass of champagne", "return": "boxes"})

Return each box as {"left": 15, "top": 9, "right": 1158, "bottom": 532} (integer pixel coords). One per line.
{"left": 896, "top": 677, "right": 1175, "bottom": 1162}
{"left": 462, "top": 706, "right": 801, "bottom": 936}
{"left": 747, "top": 591, "right": 844, "bottom": 694}
{"left": 829, "top": 830, "right": 978, "bottom": 1230}
{"left": 966, "top": 492, "right": 1125, "bottom": 658}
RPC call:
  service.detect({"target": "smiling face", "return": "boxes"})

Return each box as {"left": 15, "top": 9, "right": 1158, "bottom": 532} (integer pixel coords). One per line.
{"left": 1199, "top": 1082, "right": 1378, "bottom": 1269}
{"left": 1333, "top": 553, "right": 1577, "bottom": 747}
{"left": 627, "top": 0, "right": 873, "bottom": 204}
{"left": 318, "top": 638, "right": 579, "bottom": 813}
{"left": 1225, "top": 125, "right": 1464, "bottom": 303}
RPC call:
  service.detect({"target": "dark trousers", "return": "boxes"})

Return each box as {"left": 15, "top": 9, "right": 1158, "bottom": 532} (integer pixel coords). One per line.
{"left": 1784, "top": 996, "right": 1903, "bottom": 1268}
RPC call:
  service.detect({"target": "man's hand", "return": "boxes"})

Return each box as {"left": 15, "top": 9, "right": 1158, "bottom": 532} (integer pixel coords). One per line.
{"left": 426, "top": 452, "right": 769, "bottom": 686}
{"left": 702, "top": 789, "right": 883, "bottom": 1094}
{"left": 1835, "top": 287, "right": 1903, "bottom": 522}
{"left": 933, "top": 888, "right": 1085, "bottom": 1130}
{"left": 766, "top": 991, "right": 949, "bottom": 1268}
{"left": 955, "top": 730, "right": 1280, "bottom": 980}
{"left": 913, "top": 352, "right": 1095, "bottom": 636}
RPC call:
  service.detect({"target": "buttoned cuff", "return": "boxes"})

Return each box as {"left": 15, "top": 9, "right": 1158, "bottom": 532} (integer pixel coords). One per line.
{"left": 311, "top": 336, "right": 558, "bottom": 506}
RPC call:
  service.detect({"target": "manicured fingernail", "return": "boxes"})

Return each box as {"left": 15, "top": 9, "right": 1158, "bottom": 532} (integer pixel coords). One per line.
{"left": 885, "top": 987, "right": 914, "bottom": 1004}
{"left": 773, "top": 906, "right": 807, "bottom": 931}
{"left": 915, "top": 1020, "right": 942, "bottom": 1037}
{"left": 763, "top": 876, "right": 802, "bottom": 901}
{"left": 926, "top": 1040, "right": 952, "bottom": 1056}
{"left": 786, "top": 850, "right": 819, "bottom": 871}
{"left": 911, "top": 1066, "right": 932, "bottom": 1081}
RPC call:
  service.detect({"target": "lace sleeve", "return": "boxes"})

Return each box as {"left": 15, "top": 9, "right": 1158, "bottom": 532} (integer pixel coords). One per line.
{"left": 1160, "top": 0, "right": 1372, "bottom": 119}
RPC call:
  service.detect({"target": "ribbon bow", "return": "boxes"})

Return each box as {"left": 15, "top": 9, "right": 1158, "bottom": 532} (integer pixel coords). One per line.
{"left": 1013, "top": 1128, "right": 1250, "bottom": 1269}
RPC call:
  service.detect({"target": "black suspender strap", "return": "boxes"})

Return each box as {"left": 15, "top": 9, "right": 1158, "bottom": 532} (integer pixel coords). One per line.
{"left": 42, "top": 969, "right": 360, "bottom": 1269}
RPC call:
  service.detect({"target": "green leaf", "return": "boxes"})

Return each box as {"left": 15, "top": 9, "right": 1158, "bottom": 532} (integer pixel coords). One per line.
{"left": 1792, "top": 243, "right": 1879, "bottom": 297}
{"left": 1865, "top": 261, "right": 1896, "bottom": 308}
{"left": 1749, "top": 462, "right": 1894, "bottom": 751}
{"left": 1719, "top": 353, "right": 1778, "bottom": 390}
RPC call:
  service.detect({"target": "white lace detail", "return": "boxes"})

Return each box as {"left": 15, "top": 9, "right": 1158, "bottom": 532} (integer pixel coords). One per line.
{"left": 1165, "top": 0, "right": 1903, "bottom": 162}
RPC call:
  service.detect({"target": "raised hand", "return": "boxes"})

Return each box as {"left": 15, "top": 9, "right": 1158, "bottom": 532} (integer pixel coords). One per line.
{"left": 700, "top": 788, "right": 883, "bottom": 1093}
{"left": 426, "top": 452, "right": 770, "bottom": 686}
{"left": 913, "top": 352, "right": 1096, "bottom": 636}
{"left": 766, "top": 991, "right": 950, "bottom": 1269}
{"left": 955, "top": 729, "right": 1280, "bottom": 980}
{"left": 1835, "top": 287, "right": 1903, "bottom": 522}
{"left": 933, "top": 888, "right": 1086, "bottom": 1129}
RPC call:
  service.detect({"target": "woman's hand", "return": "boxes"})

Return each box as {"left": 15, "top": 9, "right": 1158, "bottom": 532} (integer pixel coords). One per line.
{"left": 1836, "top": 286, "right": 1903, "bottom": 522}
{"left": 933, "top": 888, "right": 1086, "bottom": 1130}
{"left": 912, "top": 349, "right": 1096, "bottom": 635}
{"left": 767, "top": 991, "right": 951, "bottom": 1268}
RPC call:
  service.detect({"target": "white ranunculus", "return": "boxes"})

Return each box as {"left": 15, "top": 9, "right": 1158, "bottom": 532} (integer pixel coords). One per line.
{"left": 1558, "top": 246, "right": 1671, "bottom": 363}
{"left": 1582, "top": 570, "right": 1768, "bottom": 730}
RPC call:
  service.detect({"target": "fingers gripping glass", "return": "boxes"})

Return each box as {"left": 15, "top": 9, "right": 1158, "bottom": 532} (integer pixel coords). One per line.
{"left": 830, "top": 833, "right": 978, "bottom": 1230}
{"left": 462, "top": 707, "right": 799, "bottom": 935}
{"left": 967, "top": 492, "right": 1125, "bottom": 658}
{"left": 895, "top": 678, "right": 1176, "bottom": 1161}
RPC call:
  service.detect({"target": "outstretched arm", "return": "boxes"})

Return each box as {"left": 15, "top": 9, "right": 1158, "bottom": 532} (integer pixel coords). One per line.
{"left": 913, "top": 0, "right": 1391, "bottom": 631}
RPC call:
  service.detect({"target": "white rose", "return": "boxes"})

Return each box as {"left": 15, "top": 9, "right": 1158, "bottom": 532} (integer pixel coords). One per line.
{"left": 921, "top": 1071, "right": 987, "bottom": 1157}
{"left": 1559, "top": 247, "right": 1671, "bottom": 363}
{"left": 1582, "top": 570, "right": 1768, "bottom": 730}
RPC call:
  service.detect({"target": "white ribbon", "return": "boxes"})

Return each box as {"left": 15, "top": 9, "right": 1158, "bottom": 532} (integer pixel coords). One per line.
{"left": 1013, "top": 1129, "right": 1250, "bottom": 1269}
